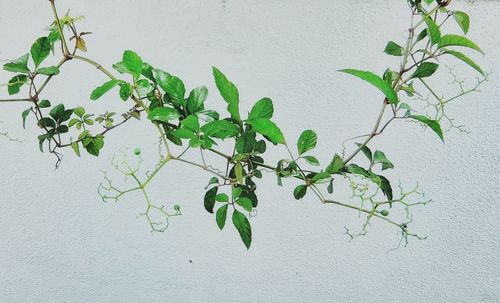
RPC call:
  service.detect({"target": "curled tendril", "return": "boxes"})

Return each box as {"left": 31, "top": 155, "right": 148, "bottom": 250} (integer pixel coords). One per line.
{"left": 98, "top": 151, "right": 181, "bottom": 232}
{"left": 414, "top": 65, "right": 489, "bottom": 134}
{"left": 339, "top": 175, "right": 430, "bottom": 245}
{"left": 0, "top": 122, "right": 22, "bottom": 142}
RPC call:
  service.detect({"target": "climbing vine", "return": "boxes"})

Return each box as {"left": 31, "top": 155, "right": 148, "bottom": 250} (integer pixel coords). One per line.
{"left": 0, "top": 0, "right": 487, "bottom": 248}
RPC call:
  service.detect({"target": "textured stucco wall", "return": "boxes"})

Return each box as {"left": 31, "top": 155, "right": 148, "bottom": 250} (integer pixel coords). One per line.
{"left": 0, "top": 1, "right": 499, "bottom": 302}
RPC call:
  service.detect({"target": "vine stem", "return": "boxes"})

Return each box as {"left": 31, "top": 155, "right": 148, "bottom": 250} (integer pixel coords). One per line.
{"left": 49, "top": 0, "right": 70, "bottom": 55}
{"left": 70, "top": 55, "right": 117, "bottom": 80}
{"left": 323, "top": 199, "right": 401, "bottom": 227}
{"left": 343, "top": 100, "right": 387, "bottom": 164}
{"left": 0, "top": 98, "right": 32, "bottom": 103}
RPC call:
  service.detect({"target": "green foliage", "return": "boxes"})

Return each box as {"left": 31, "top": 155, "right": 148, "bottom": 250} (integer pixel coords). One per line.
{"left": 201, "top": 120, "right": 239, "bottom": 139}
{"left": 212, "top": 67, "right": 240, "bottom": 121}
{"left": 438, "top": 34, "right": 483, "bottom": 54}
{"left": 147, "top": 107, "right": 181, "bottom": 123}
{"left": 247, "top": 118, "right": 285, "bottom": 145}
{"left": 453, "top": 11, "right": 470, "bottom": 35}
{"left": 248, "top": 97, "right": 273, "bottom": 120}
{"left": 216, "top": 204, "right": 228, "bottom": 230}
{"left": 0, "top": 0, "right": 487, "bottom": 249}
{"left": 410, "top": 62, "right": 439, "bottom": 79}
{"left": 30, "top": 37, "right": 51, "bottom": 68}
{"left": 442, "top": 50, "right": 484, "bottom": 76}
{"left": 90, "top": 80, "right": 121, "bottom": 100}
{"left": 3, "top": 54, "right": 30, "bottom": 74}
{"left": 8, "top": 75, "right": 28, "bottom": 95}
{"left": 384, "top": 41, "right": 403, "bottom": 56}
{"left": 423, "top": 16, "right": 441, "bottom": 45}
{"left": 153, "top": 69, "right": 186, "bottom": 106}
{"left": 297, "top": 130, "right": 317, "bottom": 156}
{"left": 36, "top": 66, "right": 60, "bottom": 76}
{"left": 409, "top": 115, "right": 444, "bottom": 141}
{"left": 339, "top": 69, "right": 398, "bottom": 104}
{"left": 122, "top": 50, "right": 143, "bottom": 79}
{"left": 232, "top": 209, "right": 252, "bottom": 249}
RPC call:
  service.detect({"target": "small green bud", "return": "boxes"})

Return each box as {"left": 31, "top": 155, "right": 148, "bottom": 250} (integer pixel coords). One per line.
{"left": 174, "top": 204, "right": 181, "bottom": 211}
{"left": 133, "top": 147, "right": 141, "bottom": 155}
{"left": 380, "top": 209, "right": 389, "bottom": 216}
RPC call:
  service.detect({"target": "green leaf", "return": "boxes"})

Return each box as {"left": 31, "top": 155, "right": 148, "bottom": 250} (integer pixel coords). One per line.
{"left": 71, "top": 142, "right": 80, "bottom": 157}
{"left": 112, "top": 61, "right": 130, "bottom": 74}
{"left": 30, "top": 37, "right": 51, "bottom": 68}
{"left": 73, "top": 106, "right": 85, "bottom": 117}
{"left": 339, "top": 69, "right": 398, "bottom": 104}
{"left": 49, "top": 104, "right": 65, "bottom": 120}
{"left": 325, "top": 154, "right": 344, "bottom": 174}
{"left": 234, "top": 162, "right": 244, "bottom": 183}
{"left": 171, "top": 128, "right": 196, "bottom": 139}
{"left": 355, "top": 143, "right": 372, "bottom": 162}
{"left": 443, "top": 50, "right": 485, "bottom": 76}
{"left": 311, "top": 172, "right": 331, "bottom": 184}
{"left": 410, "top": 62, "right": 439, "bottom": 79}
{"left": 141, "top": 62, "right": 155, "bottom": 81}
{"left": 90, "top": 79, "right": 120, "bottom": 100}
{"left": 453, "top": 11, "right": 470, "bottom": 35}
{"left": 303, "top": 155, "right": 320, "bottom": 166}
{"left": 38, "top": 134, "right": 48, "bottom": 152}
{"left": 374, "top": 174, "right": 393, "bottom": 201}
{"left": 297, "top": 130, "right": 317, "bottom": 155}
{"left": 248, "top": 97, "right": 274, "bottom": 120}
{"left": 384, "top": 41, "right": 403, "bottom": 56}
{"left": 236, "top": 197, "right": 253, "bottom": 212}
{"left": 84, "top": 135, "right": 105, "bottom": 156}
{"left": 409, "top": 115, "right": 444, "bottom": 141}
{"left": 438, "top": 34, "right": 483, "bottom": 54}
{"left": 423, "top": 16, "right": 441, "bottom": 45}
{"left": 207, "top": 177, "right": 219, "bottom": 187}
{"left": 57, "top": 125, "right": 69, "bottom": 134}
{"left": 327, "top": 180, "right": 334, "bottom": 194}
{"left": 373, "top": 150, "right": 394, "bottom": 170}
{"left": 216, "top": 204, "right": 228, "bottom": 230}
{"left": 204, "top": 187, "right": 218, "bottom": 214}
{"left": 187, "top": 86, "right": 208, "bottom": 114}
{"left": 21, "top": 108, "right": 31, "bottom": 129}
{"left": 181, "top": 115, "right": 200, "bottom": 132}
{"left": 212, "top": 66, "right": 240, "bottom": 121}
{"left": 215, "top": 193, "right": 229, "bottom": 202}
{"left": 232, "top": 209, "right": 252, "bottom": 249}
{"left": 293, "top": 185, "right": 307, "bottom": 200}
{"left": 36, "top": 66, "right": 60, "bottom": 76}
{"left": 416, "top": 29, "right": 428, "bottom": 43}
{"left": 38, "top": 117, "right": 56, "bottom": 128}
{"left": 247, "top": 118, "right": 285, "bottom": 145}
{"left": 147, "top": 107, "right": 181, "bottom": 123}
{"left": 3, "top": 54, "right": 30, "bottom": 74}
{"left": 196, "top": 109, "right": 219, "bottom": 123}
{"left": 152, "top": 69, "right": 186, "bottom": 106}
{"left": 232, "top": 187, "right": 242, "bottom": 200}
{"left": 122, "top": 50, "right": 143, "bottom": 79}
{"left": 38, "top": 100, "right": 51, "bottom": 109}
{"left": 236, "top": 131, "right": 256, "bottom": 154}
{"left": 201, "top": 120, "right": 240, "bottom": 139}
{"left": 119, "top": 83, "right": 132, "bottom": 101}
{"left": 7, "top": 75, "right": 28, "bottom": 95}
{"left": 347, "top": 164, "right": 393, "bottom": 200}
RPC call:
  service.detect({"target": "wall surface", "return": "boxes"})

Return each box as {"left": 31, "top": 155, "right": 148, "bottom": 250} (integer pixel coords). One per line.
{"left": 0, "top": 1, "right": 499, "bottom": 302}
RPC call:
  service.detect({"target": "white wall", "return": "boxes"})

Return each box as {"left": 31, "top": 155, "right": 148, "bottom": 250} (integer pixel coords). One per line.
{"left": 0, "top": 1, "right": 499, "bottom": 302}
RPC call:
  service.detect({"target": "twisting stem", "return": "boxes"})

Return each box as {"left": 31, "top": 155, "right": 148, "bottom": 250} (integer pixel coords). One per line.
{"left": 70, "top": 55, "right": 117, "bottom": 80}
{"left": 49, "top": 0, "right": 70, "bottom": 55}
{"left": 0, "top": 98, "right": 32, "bottom": 103}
